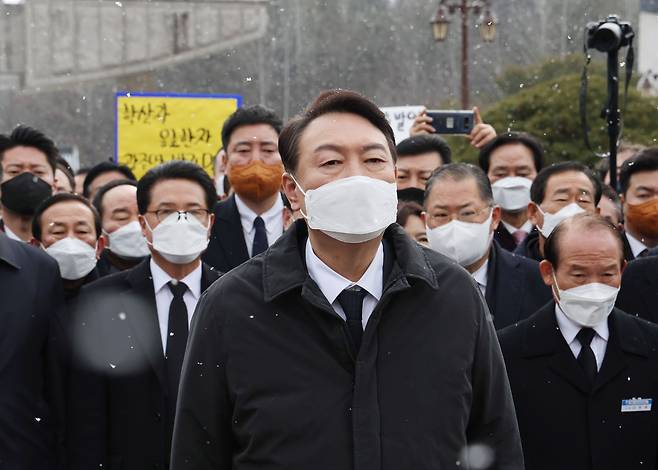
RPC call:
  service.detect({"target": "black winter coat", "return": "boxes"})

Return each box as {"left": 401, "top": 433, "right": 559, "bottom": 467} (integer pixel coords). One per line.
{"left": 499, "top": 303, "right": 658, "bottom": 470}
{"left": 171, "top": 222, "right": 523, "bottom": 470}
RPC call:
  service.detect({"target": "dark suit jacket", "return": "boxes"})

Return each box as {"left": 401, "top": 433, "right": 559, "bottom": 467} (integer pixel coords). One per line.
{"left": 513, "top": 227, "right": 542, "bottom": 262}
{"left": 0, "top": 233, "right": 65, "bottom": 470}
{"left": 485, "top": 241, "right": 552, "bottom": 329}
{"left": 499, "top": 303, "right": 658, "bottom": 470}
{"left": 67, "top": 258, "right": 221, "bottom": 470}
{"left": 617, "top": 256, "right": 658, "bottom": 323}
{"left": 622, "top": 231, "right": 636, "bottom": 262}
{"left": 202, "top": 194, "right": 250, "bottom": 272}
{"left": 96, "top": 250, "right": 145, "bottom": 278}
{"left": 493, "top": 222, "right": 518, "bottom": 252}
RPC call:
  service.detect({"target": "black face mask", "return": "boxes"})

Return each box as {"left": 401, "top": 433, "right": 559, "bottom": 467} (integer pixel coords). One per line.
{"left": 1, "top": 172, "right": 53, "bottom": 216}
{"left": 397, "top": 187, "right": 425, "bottom": 206}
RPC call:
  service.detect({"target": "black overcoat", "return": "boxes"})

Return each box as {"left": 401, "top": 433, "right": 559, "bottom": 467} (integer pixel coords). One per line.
{"left": 171, "top": 222, "right": 524, "bottom": 470}
{"left": 499, "top": 303, "right": 658, "bottom": 470}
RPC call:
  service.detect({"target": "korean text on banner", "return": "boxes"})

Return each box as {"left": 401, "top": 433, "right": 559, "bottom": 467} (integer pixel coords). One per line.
{"left": 115, "top": 92, "right": 242, "bottom": 179}
{"left": 381, "top": 105, "right": 424, "bottom": 144}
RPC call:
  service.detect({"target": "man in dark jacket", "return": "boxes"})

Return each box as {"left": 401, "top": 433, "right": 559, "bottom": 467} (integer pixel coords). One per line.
{"left": 171, "top": 90, "right": 523, "bottom": 470}
{"left": 92, "top": 179, "right": 148, "bottom": 277}
{"left": 202, "top": 105, "right": 286, "bottom": 272}
{"left": 499, "top": 213, "right": 658, "bottom": 470}
{"left": 618, "top": 148, "right": 658, "bottom": 259}
{"left": 478, "top": 132, "right": 544, "bottom": 252}
{"left": 31, "top": 193, "right": 104, "bottom": 302}
{"left": 0, "top": 232, "right": 65, "bottom": 469}
{"left": 67, "top": 161, "right": 221, "bottom": 470}
{"left": 423, "top": 162, "right": 551, "bottom": 329}
{"left": 514, "top": 161, "right": 601, "bottom": 262}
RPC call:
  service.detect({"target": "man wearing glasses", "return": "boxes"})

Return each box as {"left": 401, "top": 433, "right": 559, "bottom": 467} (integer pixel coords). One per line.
{"left": 423, "top": 163, "right": 550, "bottom": 329}
{"left": 67, "top": 161, "right": 221, "bottom": 470}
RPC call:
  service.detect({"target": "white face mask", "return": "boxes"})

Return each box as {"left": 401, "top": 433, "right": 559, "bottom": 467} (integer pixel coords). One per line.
{"left": 45, "top": 237, "right": 98, "bottom": 281}
{"left": 426, "top": 211, "right": 493, "bottom": 267}
{"left": 553, "top": 274, "right": 619, "bottom": 327}
{"left": 105, "top": 221, "right": 150, "bottom": 259}
{"left": 538, "top": 202, "right": 586, "bottom": 238}
{"left": 146, "top": 212, "right": 210, "bottom": 264}
{"left": 292, "top": 175, "right": 398, "bottom": 244}
{"left": 492, "top": 177, "right": 532, "bottom": 211}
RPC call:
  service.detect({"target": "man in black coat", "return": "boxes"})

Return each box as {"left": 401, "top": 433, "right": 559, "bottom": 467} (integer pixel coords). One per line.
{"left": 618, "top": 148, "right": 658, "bottom": 259}
{"left": 171, "top": 90, "right": 523, "bottom": 470}
{"left": 616, "top": 255, "right": 658, "bottom": 323}
{"left": 0, "top": 232, "right": 65, "bottom": 469}
{"left": 423, "top": 163, "right": 551, "bottom": 329}
{"left": 92, "top": 179, "right": 148, "bottom": 277}
{"left": 478, "top": 132, "right": 544, "bottom": 252}
{"left": 202, "top": 105, "right": 287, "bottom": 272}
{"left": 67, "top": 162, "right": 221, "bottom": 470}
{"left": 499, "top": 213, "right": 658, "bottom": 470}
{"left": 514, "top": 161, "right": 602, "bottom": 262}
{"left": 31, "top": 193, "right": 105, "bottom": 302}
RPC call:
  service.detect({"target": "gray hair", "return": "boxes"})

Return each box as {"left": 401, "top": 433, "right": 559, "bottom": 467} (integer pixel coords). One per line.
{"left": 423, "top": 163, "right": 494, "bottom": 208}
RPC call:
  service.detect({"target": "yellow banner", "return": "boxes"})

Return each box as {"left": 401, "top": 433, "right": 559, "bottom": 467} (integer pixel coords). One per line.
{"left": 115, "top": 92, "right": 241, "bottom": 179}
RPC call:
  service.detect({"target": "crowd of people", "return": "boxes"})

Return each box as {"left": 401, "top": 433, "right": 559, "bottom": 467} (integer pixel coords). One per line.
{"left": 1, "top": 88, "right": 658, "bottom": 470}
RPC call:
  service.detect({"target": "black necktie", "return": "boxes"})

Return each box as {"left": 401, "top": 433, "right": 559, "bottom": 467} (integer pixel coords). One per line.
{"left": 576, "top": 328, "right": 597, "bottom": 385}
{"left": 166, "top": 281, "right": 189, "bottom": 414}
{"left": 252, "top": 216, "right": 268, "bottom": 257}
{"left": 337, "top": 286, "right": 367, "bottom": 353}
{"left": 638, "top": 248, "right": 649, "bottom": 258}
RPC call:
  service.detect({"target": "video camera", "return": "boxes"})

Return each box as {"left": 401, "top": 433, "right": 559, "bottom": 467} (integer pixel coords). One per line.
{"left": 586, "top": 15, "right": 634, "bottom": 53}
{"left": 580, "top": 14, "right": 635, "bottom": 191}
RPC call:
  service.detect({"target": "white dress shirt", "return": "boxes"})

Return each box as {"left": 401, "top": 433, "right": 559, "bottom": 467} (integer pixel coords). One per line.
{"left": 305, "top": 239, "right": 383, "bottom": 330}
{"left": 471, "top": 259, "right": 489, "bottom": 296}
{"left": 150, "top": 258, "right": 203, "bottom": 352}
{"left": 3, "top": 222, "right": 24, "bottom": 242}
{"left": 626, "top": 232, "right": 648, "bottom": 258}
{"left": 555, "top": 304, "right": 609, "bottom": 371}
{"left": 501, "top": 219, "right": 533, "bottom": 236}
{"left": 235, "top": 194, "right": 285, "bottom": 257}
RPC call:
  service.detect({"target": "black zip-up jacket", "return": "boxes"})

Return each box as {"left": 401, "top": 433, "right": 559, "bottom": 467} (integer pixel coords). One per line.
{"left": 171, "top": 222, "right": 524, "bottom": 470}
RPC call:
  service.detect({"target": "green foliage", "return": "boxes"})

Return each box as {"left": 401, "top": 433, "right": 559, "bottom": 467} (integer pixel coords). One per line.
{"left": 495, "top": 53, "right": 606, "bottom": 97}
{"left": 450, "top": 58, "right": 658, "bottom": 166}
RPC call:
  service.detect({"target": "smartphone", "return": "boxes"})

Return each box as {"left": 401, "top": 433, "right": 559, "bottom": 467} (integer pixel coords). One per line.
{"left": 426, "top": 110, "right": 475, "bottom": 135}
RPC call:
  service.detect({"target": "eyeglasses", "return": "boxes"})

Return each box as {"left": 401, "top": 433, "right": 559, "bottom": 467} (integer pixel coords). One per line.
{"left": 428, "top": 205, "right": 492, "bottom": 226}
{"left": 146, "top": 209, "right": 211, "bottom": 223}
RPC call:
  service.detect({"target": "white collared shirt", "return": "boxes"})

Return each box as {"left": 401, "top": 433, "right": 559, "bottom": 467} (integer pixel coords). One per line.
{"left": 3, "top": 222, "right": 24, "bottom": 242}
{"left": 305, "top": 239, "right": 383, "bottom": 330}
{"left": 555, "top": 304, "right": 609, "bottom": 371}
{"left": 150, "top": 258, "right": 203, "bottom": 352}
{"left": 626, "top": 232, "right": 648, "bottom": 258}
{"left": 235, "top": 194, "right": 285, "bottom": 257}
{"left": 471, "top": 259, "right": 489, "bottom": 296}
{"left": 501, "top": 219, "right": 533, "bottom": 236}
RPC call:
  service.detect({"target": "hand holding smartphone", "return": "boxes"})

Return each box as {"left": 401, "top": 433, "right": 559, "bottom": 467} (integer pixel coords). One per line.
{"left": 425, "top": 110, "right": 475, "bottom": 135}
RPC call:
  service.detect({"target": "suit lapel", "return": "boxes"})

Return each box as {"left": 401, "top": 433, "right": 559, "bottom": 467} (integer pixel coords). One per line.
{"left": 523, "top": 303, "right": 592, "bottom": 394}
{"left": 487, "top": 242, "right": 523, "bottom": 327}
{"left": 216, "top": 195, "right": 250, "bottom": 268}
{"left": 593, "top": 310, "right": 648, "bottom": 393}
{"left": 201, "top": 262, "right": 221, "bottom": 291}
{"left": 622, "top": 232, "right": 635, "bottom": 261}
{"left": 122, "top": 259, "right": 167, "bottom": 389}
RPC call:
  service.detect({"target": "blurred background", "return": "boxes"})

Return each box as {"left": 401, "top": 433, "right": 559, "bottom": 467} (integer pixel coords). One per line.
{"left": 0, "top": 0, "right": 657, "bottom": 167}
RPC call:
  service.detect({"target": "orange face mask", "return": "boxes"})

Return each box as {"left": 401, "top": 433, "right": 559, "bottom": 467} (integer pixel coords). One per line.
{"left": 626, "top": 198, "right": 658, "bottom": 239}
{"left": 228, "top": 160, "right": 284, "bottom": 201}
